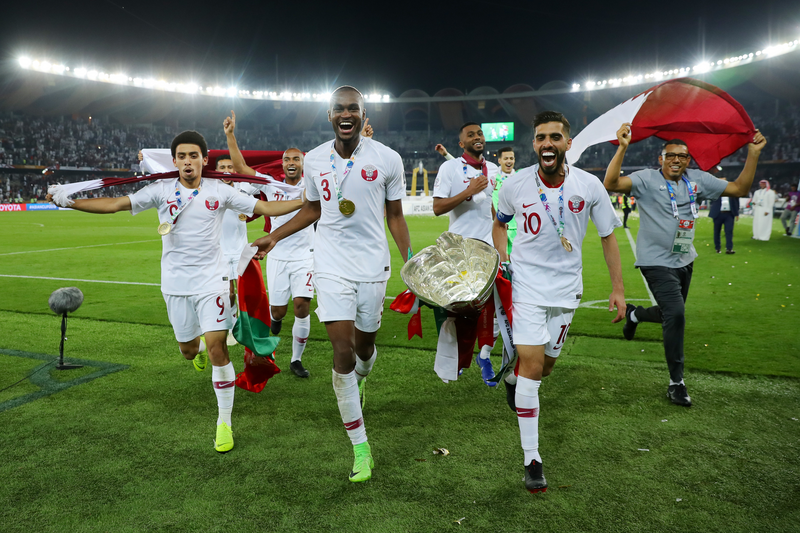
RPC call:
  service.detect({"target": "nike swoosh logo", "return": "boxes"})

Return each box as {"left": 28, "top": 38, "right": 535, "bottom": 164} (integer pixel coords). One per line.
{"left": 167, "top": 199, "right": 177, "bottom": 205}
{"left": 216, "top": 318, "right": 226, "bottom": 323}
{"left": 320, "top": 172, "right": 331, "bottom": 176}
{"left": 522, "top": 202, "right": 537, "bottom": 208}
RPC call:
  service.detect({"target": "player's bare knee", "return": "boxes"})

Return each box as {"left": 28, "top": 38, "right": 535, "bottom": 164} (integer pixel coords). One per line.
{"left": 293, "top": 298, "right": 310, "bottom": 318}
{"left": 271, "top": 305, "right": 288, "bottom": 321}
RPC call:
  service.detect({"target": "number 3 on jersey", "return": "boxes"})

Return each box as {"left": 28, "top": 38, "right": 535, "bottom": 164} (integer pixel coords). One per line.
{"left": 321, "top": 179, "right": 331, "bottom": 201}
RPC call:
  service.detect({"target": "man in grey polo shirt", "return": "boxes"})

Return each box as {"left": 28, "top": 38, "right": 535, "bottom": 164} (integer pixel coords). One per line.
{"left": 604, "top": 123, "right": 766, "bottom": 407}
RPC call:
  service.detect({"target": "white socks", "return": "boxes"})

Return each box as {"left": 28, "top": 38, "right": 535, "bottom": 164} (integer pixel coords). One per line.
{"left": 332, "top": 370, "right": 367, "bottom": 445}
{"left": 516, "top": 376, "right": 542, "bottom": 465}
{"left": 355, "top": 346, "right": 377, "bottom": 383}
{"left": 670, "top": 379, "right": 685, "bottom": 386}
{"left": 212, "top": 362, "right": 236, "bottom": 427}
{"left": 629, "top": 309, "right": 639, "bottom": 323}
{"left": 479, "top": 344, "right": 493, "bottom": 360}
{"left": 291, "top": 316, "right": 310, "bottom": 363}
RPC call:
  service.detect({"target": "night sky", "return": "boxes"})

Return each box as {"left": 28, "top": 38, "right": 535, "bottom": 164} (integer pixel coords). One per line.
{"left": 2, "top": 0, "right": 799, "bottom": 96}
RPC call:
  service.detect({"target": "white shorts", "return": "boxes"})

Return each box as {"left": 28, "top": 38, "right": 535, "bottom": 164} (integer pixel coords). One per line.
{"left": 314, "top": 274, "right": 386, "bottom": 333}
{"left": 512, "top": 302, "right": 575, "bottom": 357}
{"left": 163, "top": 291, "right": 232, "bottom": 343}
{"left": 224, "top": 255, "right": 239, "bottom": 282}
{"left": 266, "top": 256, "right": 315, "bottom": 306}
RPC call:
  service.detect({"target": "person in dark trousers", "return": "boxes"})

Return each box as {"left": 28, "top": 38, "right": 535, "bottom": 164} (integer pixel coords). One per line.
{"left": 622, "top": 193, "right": 632, "bottom": 228}
{"left": 709, "top": 194, "right": 739, "bottom": 254}
{"left": 604, "top": 122, "right": 766, "bottom": 408}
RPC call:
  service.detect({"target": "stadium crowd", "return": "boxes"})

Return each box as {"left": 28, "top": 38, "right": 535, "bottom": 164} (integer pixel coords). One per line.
{"left": 2, "top": 107, "right": 798, "bottom": 203}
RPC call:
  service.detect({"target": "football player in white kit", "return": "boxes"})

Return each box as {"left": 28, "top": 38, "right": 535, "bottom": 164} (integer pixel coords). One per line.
{"left": 253, "top": 86, "right": 412, "bottom": 483}
{"left": 493, "top": 112, "right": 627, "bottom": 493}
{"left": 215, "top": 154, "right": 252, "bottom": 346}
{"left": 223, "top": 111, "right": 314, "bottom": 378}
{"left": 432, "top": 123, "right": 500, "bottom": 387}
{"left": 46, "top": 131, "right": 305, "bottom": 454}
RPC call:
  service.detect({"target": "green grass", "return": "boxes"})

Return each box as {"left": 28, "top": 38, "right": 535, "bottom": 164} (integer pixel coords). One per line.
{"left": 0, "top": 209, "right": 798, "bottom": 532}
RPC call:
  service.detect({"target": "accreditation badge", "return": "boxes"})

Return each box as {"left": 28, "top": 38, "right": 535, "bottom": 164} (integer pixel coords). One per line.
{"left": 671, "top": 219, "right": 695, "bottom": 254}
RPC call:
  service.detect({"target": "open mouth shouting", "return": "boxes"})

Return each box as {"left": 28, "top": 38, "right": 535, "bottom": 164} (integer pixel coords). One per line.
{"left": 337, "top": 119, "right": 357, "bottom": 136}
{"left": 539, "top": 149, "right": 559, "bottom": 172}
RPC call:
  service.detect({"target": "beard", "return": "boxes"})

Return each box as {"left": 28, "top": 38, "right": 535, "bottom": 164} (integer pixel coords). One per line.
{"left": 538, "top": 149, "right": 565, "bottom": 175}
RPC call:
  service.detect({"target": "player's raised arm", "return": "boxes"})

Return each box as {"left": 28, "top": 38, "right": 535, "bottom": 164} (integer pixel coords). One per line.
{"left": 722, "top": 129, "right": 767, "bottom": 197}
{"left": 46, "top": 193, "right": 131, "bottom": 213}
{"left": 604, "top": 123, "right": 633, "bottom": 194}
{"left": 223, "top": 111, "right": 256, "bottom": 176}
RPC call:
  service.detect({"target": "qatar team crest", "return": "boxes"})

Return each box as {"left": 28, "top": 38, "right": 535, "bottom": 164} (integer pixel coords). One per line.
{"left": 361, "top": 164, "right": 378, "bottom": 182}
{"left": 568, "top": 195, "right": 585, "bottom": 214}
{"left": 205, "top": 197, "right": 220, "bottom": 211}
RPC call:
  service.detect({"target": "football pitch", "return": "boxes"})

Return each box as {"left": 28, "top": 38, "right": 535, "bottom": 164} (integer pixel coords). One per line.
{"left": 0, "top": 209, "right": 798, "bottom": 532}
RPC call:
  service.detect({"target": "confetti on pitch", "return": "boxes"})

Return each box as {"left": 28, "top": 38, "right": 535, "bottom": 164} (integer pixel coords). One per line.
{"left": 676, "top": 498, "right": 682, "bottom": 502}
{"left": 415, "top": 458, "right": 427, "bottom": 462}
{"left": 638, "top": 448, "right": 650, "bottom": 452}
{"left": 433, "top": 448, "right": 450, "bottom": 456}
{"left": 454, "top": 517, "right": 466, "bottom": 525}
{"left": 662, "top": 419, "right": 668, "bottom": 422}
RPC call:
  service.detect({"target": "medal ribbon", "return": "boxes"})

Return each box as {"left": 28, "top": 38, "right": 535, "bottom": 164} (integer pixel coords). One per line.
{"left": 534, "top": 171, "right": 565, "bottom": 240}
{"left": 664, "top": 174, "right": 698, "bottom": 219}
{"left": 329, "top": 139, "right": 364, "bottom": 203}
{"left": 168, "top": 179, "right": 201, "bottom": 226}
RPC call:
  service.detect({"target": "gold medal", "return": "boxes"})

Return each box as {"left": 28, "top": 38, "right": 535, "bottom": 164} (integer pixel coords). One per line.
{"left": 339, "top": 199, "right": 356, "bottom": 216}
{"left": 157, "top": 222, "right": 171, "bottom": 235}
{"left": 238, "top": 213, "right": 247, "bottom": 221}
{"left": 560, "top": 236, "right": 573, "bottom": 252}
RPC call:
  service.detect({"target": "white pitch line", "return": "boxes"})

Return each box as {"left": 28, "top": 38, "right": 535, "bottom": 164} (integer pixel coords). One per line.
{"left": 0, "top": 239, "right": 159, "bottom": 256}
{"left": 624, "top": 227, "right": 657, "bottom": 306}
{"left": 0, "top": 273, "right": 398, "bottom": 298}
{"left": 0, "top": 275, "right": 160, "bottom": 286}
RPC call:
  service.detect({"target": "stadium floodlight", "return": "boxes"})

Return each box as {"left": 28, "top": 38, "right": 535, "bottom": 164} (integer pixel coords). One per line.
{"left": 18, "top": 56, "right": 32, "bottom": 68}
{"left": 226, "top": 87, "right": 237, "bottom": 97}
{"left": 571, "top": 83, "right": 580, "bottom": 91}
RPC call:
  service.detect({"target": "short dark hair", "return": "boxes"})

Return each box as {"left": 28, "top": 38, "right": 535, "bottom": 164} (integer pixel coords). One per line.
{"left": 497, "top": 146, "right": 514, "bottom": 157}
{"left": 171, "top": 131, "right": 208, "bottom": 158}
{"left": 662, "top": 139, "right": 689, "bottom": 151}
{"left": 459, "top": 122, "right": 481, "bottom": 135}
{"left": 330, "top": 85, "right": 364, "bottom": 107}
{"left": 533, "top": 111, "right": 570, "bottom": 137}
{"left": 215, "top": 155, "right": 232, "bottom": 167}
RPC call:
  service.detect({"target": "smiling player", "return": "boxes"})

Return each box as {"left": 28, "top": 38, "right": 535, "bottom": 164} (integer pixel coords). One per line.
{"left": 493, "top": 111, "right": 626, "bottom": 493}
{"left": 253, "top": 86, "right": 412, "bottom": 482}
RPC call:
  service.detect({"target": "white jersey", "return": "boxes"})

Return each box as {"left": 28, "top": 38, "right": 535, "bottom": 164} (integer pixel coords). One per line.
{"left": 220, "top": 182, "right": 259, "bottom": 258}
{"left": 128, "top": 178, "right": 259, "bottom": 296}
{"left": 497, "top": 164, "right": 621, "bottom": 309}
{"left": 255, "top": 172, "right": 314, "bottom": 261}
{"left": 433, "top": 156, "right": 498, "bottom": 243}
{"left": 304, "top": 137, "right": 406, "bottom": 282}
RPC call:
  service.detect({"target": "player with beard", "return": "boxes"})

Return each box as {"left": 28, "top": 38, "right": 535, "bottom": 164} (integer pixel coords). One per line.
{"left": 223, "top": 112, "right": 314, "bottom": 377}
{"left": 493, "top": 111, "right": 626, "bottom": 493}
{"left": 47, "top": 131, "right": 304, "bottom": 453}
{"left": 253, "top": 86, "right": 412, "bottom": 482}
{"left": 433, "top": 123, "right": 500, "bottom": 386}
{"left": 605, "top": 123, "right": 766, "bottom": 406}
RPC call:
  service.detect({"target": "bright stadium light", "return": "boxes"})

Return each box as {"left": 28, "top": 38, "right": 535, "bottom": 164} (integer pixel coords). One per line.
{"left": 18, "top": 56, "right": 32, "bottom": 68}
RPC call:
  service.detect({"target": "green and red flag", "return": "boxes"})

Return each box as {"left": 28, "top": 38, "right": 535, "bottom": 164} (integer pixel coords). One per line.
{"left": 233, "top": 258, "right": 281, "bottom": 392}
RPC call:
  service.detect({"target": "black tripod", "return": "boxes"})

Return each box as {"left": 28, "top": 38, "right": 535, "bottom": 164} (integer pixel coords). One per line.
{"left": 57, "top": 313, "right": 83, "bottom": 370}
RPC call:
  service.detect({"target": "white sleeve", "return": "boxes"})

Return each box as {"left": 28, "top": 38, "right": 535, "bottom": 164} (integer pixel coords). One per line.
{"left": 385, "top": 152, "right": 406, "bottom": 201}
{"left": 433, "top": 162, "right": 453, "bottom": 198}
{"left": 221, "top": 184, "right": 259, "bottom": 215}
{"left": 127, "top": 182, "right": 162, "bottom": 216}
{"left": 305, "top": 163, "right": 321, "bottom": 202}
{"left": 589, "top": 179, "right": 622, "bottom": 237}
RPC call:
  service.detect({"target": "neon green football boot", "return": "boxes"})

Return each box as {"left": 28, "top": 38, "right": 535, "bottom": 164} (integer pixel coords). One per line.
{"left": 349, "top": 441, "right": 374, "bottom": 483}
{"left": 193, "top": 335, "right": 208, "bottom": 372}
{"left": 214, "top": 422, "right": 234, "bottom": 453}
{"left": 358, "top": 377, "right": 366, "bottom": 409}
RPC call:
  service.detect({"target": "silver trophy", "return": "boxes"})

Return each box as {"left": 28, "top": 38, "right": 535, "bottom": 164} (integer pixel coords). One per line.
{"left": 401, "top": 231, "right": 500, "bottom": 314}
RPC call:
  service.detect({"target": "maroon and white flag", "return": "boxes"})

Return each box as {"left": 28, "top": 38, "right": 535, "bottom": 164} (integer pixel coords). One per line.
{"left": 567, "top": 77, "right": 756, "bottom": 171}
